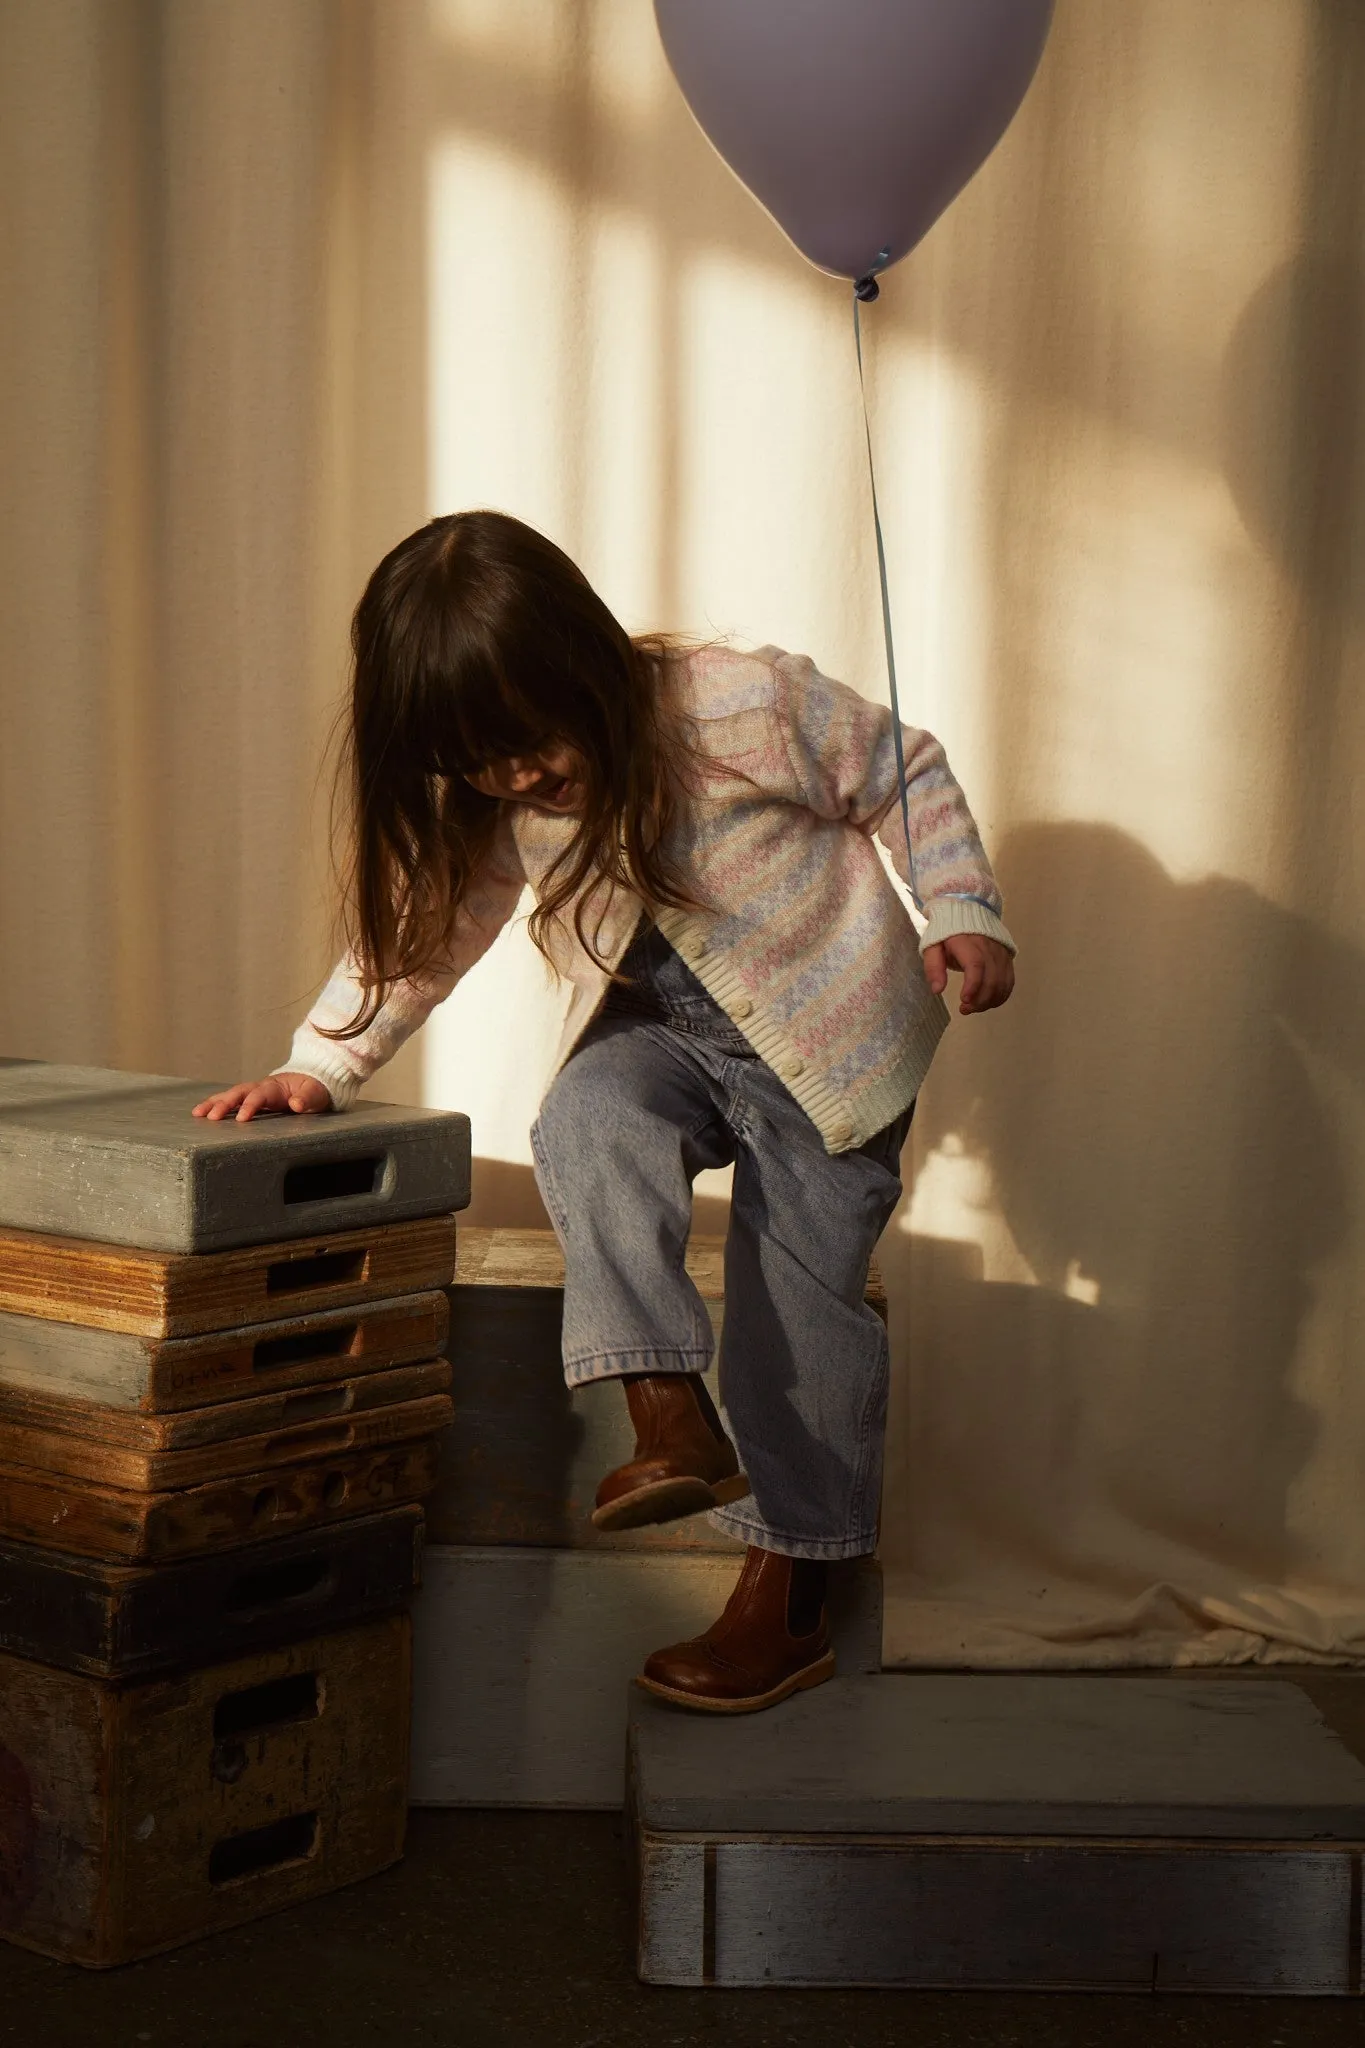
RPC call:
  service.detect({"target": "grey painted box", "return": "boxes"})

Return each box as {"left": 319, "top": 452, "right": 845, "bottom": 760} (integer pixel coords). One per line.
{"left": 409, "top": 1544, "right": 882, "bottom": 1809}
{"left": 629, "top": 1674, "right": 1365, "bottom": 1990}
{"left": 0, "top": 1060, "right": 470, "bottom": 1252}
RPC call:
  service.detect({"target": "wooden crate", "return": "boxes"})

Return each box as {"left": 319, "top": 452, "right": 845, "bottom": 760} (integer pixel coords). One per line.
{"left": 629, "top": 1676, "right": 1365, "bottom": 1991}
{"left": 428, "top": 1228, "right": 884, "bottom": 1552}
{"left": 0, "top": 1505, "right": 424, "bottom": 1678}
{"left": 409, "top": 1544, "right": 882, "bottom": 1810}
{"left": 0, "top": 1613, "right": 410, "bottom": 1967}
{"left": 0, "top": 1058, "right": 469, "bottom": 1251}
{"left": 0, "top": 1213, "right": 457, "bottom": 1339}
{"left": 0, "top": 1290, "right": 448, "bottom": 1412}
{"left": 0, "top": 1435, "right": 442, "bottom": 1563}
{"left": 0, "top": 1356, "right": 450, "bottom": 1451}
{"left": 0, "top": 1387, "right": 452, "bottom": 1491}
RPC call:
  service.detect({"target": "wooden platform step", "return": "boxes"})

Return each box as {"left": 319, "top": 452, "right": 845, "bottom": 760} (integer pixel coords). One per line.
{"left": 629, "top": 1672, "right": 1365, "bottom": 1992}
{"left": 0, "top": 1057, "right": 469, "bottom": 1251}
{"left": 0, "top": 1213, "right": 457, "bottom": 1340}
{"left": 409, "top": 1544, "right": 882, "bottom": 1810}
{"left": 429, "top": 1228, "right": 884, "bottom": 1555}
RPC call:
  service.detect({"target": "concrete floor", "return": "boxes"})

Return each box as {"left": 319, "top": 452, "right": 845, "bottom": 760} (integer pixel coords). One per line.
{"left": 4, "top": 1807, "right": 1365, "bottom": 2048}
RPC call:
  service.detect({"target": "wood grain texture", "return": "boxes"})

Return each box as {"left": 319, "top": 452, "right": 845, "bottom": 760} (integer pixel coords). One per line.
{"left": 0, "top": 1356, "right": 450, "bottom": 1451}
{"left": 0, "top": 1291, "right": 449, "bottom": 1412}
{"left": 0, "top": 1435, "right": 443, "bottom": 1562}
{"left": 0, "top": 1614, "right": 410, "bottom": 1967}
{"left": 0, "top": 1505, "right": 424, "bottom": 1679}
{"left": 0, "top": 1389, "right": 452, "bottom": 1491}
{"left": 633, "top": 1828, "right": 1365, "bottom": 1990}
{"left": 454, "top": 1227, "right": 887, "bottom": 1318}
{"left": 0, "top": 1214, "right": 458, "bottom": 1339}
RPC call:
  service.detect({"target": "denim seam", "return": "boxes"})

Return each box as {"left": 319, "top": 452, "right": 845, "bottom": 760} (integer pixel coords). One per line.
{"left": 564, "top": 1346, "right": 713, "bottom": 1388}
{"left": 707, "top": 1508, "right": 878, "bottom": 1561}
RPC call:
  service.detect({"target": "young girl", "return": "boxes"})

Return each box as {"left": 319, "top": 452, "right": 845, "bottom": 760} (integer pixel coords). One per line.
{"left": 195, "top": 510, "right": 1014, "bottom": 1715}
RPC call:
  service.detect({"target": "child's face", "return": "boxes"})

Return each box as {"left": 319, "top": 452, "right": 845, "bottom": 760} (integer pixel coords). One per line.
{"left": 463, "top": 740, "right": 585, "bottom": 815}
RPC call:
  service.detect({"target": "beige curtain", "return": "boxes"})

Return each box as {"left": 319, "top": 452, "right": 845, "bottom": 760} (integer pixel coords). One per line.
{"left": 3, "top": 0, "right": 1365, "bottom": 1667}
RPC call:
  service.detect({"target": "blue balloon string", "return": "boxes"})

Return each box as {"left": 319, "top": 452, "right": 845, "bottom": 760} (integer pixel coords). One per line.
{"left": 853, "top": 280, "right": 922, "bottom": 913}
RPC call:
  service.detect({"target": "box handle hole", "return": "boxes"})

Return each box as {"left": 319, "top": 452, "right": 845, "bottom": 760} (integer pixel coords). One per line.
{"left": 282, "top": 1155, "right": 385, "bottom": 1205}
{"left": 253, "top": 1324, "right": 357, "bottom": 1372}
{"left": 266, "top": 1250, "right": 367, "bottom": 1296}
{"left": 213, "top": 1671, "right": 321, "bottom": 1741}
{"left": 209, "top": 1812, "right": 318, "bottom": 1887}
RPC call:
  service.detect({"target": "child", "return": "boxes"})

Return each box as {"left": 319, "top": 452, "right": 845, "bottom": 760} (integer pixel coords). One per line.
{"left": 195, "top": 510, "right": 1014, "bottom": 1714}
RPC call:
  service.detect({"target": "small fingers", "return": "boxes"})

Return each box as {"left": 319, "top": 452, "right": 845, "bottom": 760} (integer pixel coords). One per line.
{"left": 922, "top": 942, "right": 947, "bottom": 996}
{"left": 193, "top": 1085, "right": 251, "bottom": 1122}
{"left": 958, "top": 954, "right": 986, "bottom": 1014}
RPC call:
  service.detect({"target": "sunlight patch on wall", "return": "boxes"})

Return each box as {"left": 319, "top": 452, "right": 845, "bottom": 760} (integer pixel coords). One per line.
{"left": 903, "top": 1136, "right": 1039, "bottom": 1288}
{"left": 429, "top": 134, "right": 576, "bottom": 539}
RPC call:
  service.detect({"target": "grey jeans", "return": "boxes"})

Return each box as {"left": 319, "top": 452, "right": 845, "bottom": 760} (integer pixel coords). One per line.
{"left": 529, "top": 923, "right": 912, "bottom": 1560}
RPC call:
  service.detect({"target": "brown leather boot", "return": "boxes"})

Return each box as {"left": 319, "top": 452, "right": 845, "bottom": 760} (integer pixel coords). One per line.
{"left": 591, "top": 1374, "right": 750, "bottom": 1532}
{"left": 635, "top": 1547, "right": 834, "bottom": 1713}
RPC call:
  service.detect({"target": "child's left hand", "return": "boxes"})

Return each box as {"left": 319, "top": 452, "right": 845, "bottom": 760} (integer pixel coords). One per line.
{"left": 922, "top": 934, "right": 1015, "bottom": 1015}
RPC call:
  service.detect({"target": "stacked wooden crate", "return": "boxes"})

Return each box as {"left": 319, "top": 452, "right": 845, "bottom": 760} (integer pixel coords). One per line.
{"left": 0, "top": 1060, "right": 468, "bottom": 1967}
{"left": 410, "top": 1226, "right": 886, "bottom": 1809}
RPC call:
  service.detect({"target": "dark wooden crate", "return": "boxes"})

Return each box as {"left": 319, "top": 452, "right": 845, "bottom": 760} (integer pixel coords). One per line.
{"left": 629, "top": 1675, "right": 1365, "bottom": 1991}
{"left": 0, "top": 1213, "right": 457, "bottom": 1339}
{"left": 0, "top": 1434, "right": 442, "bottom": 1563}
{"left": 0, "top": 1290, "right": 448, "bottom": 1413}
{"left": 427, "top": 1228, "right": 884, "bottom": 1552}
{"left": 0, "top": 1505, "right": 424, "bottom": 1678}
{"left": 0, "top": 1613, "right": 411, "bottom": 1967}
{"left": 0, "top": 1386, "right": 451, "bottom": 1491}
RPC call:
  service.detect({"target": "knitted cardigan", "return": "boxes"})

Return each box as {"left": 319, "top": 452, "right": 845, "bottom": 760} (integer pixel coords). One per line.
{"left": 280, "top": 644, "right": 1014, "bottom": 1154}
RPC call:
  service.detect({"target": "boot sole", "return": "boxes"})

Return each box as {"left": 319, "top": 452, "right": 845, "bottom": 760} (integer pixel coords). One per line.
{"left": 634, "top": 1650, "right": 836, "bottom": 1715}
{"left": 591, "top": 1471, "right": 751, "bottom": 1533}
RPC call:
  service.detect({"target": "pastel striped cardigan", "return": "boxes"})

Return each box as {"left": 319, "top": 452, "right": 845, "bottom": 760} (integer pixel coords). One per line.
{"left": 281, "top": 644, "right": 1015, "bottom": 1153}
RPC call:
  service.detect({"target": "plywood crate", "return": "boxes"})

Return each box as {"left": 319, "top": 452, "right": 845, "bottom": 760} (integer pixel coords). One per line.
{"left": 0, "top": 1504, "right": 424, "bottom": 1679}
{"left": 0, "top": 1213, "right": 458, "bottom": 1341}
{"left": 0, "top": 1612, "right": 410, "bottom": 1967}
{"left": 0, "top": 1291, "right": 449, "bottom": 1412}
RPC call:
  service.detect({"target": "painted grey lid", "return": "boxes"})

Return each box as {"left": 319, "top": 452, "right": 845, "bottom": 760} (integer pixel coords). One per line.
{"left": 0, "top": 1060, "right": 470, "bottom": 1250}
{"left": 630, "top": 1674, "right": 1365, "bottom": 1839}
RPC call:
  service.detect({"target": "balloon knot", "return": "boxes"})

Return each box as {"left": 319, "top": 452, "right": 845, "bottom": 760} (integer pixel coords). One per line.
{"left": 853, "top": 272, "right": 881, "bottom": 303}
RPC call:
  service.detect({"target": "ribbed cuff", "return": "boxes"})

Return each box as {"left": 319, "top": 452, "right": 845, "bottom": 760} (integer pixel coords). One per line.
{"left": 918, "top": 898, "right": 1016, "bottom": 956}
{"left": 269, "top": 1057, "right": 359, "bottom": 1112}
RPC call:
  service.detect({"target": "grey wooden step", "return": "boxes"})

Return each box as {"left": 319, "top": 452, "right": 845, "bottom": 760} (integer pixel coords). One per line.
{"left": 0, "top": 1059, "right": 470, "bottom": 1251}
{"left": 409, "top": 1544, "right": 881, "bottom": 1809}
{"left": 630, "top": 1672, "right": 1365, "bottom": 1990}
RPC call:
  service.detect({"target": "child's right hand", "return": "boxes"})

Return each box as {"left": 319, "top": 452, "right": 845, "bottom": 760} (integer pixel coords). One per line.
{"left": 192, "top": 1073, "right": 332, "bottom": 1122}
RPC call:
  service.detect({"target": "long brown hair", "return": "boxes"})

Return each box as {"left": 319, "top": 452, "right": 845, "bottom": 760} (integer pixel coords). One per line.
{"left": 327, "top": 510, "right": 700, "bottom": 1035}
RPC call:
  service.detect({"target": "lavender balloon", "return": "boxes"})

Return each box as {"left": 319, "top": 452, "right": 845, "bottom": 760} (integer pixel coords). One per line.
{"left": 654, "top": 0, "right": 1054, "bottom": 285}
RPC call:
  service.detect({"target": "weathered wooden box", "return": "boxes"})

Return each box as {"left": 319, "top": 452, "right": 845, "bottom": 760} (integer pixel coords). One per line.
{"left": 0, "top": 1213, "right": 457, "bottom": 1340}
{"left": 0, "top": 1505, "right": 424, "bottom": 1678}
{"left": 0, "top": 1381, "right": 452, "bottom": 1491}
{"left": 0, "top": 1613, "right": 411, "bottom": 1967}
{"left": 0, "top": 1059, "right": 470, "bottom": 1251}
{"left": 629, "top": 1674, "right": 1365, "bottom": 1992}
{"left": 409, "top": 1544, "right": 882, "bottom": 1809}
{"left": 0, "top": 1434, "right": 442, "bottom": 1563}
{"left": 0, "top": 1291, "right": 448, "bottom": 1412}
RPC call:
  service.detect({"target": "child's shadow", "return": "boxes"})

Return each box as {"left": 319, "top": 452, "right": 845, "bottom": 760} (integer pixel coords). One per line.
{"left": 899, "top": 821, "right": 1361, "bottom": 1601}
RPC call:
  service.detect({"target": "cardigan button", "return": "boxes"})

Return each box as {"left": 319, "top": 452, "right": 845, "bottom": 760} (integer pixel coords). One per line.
{"left": 829, "top": 1119, "right": 854, "bottom": 1145}
{"left": 780, "top": 1056, "right": 805, "bottom": 1080}
{"left": 731, "top": 998, "right": 754, "bottom": 1020}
